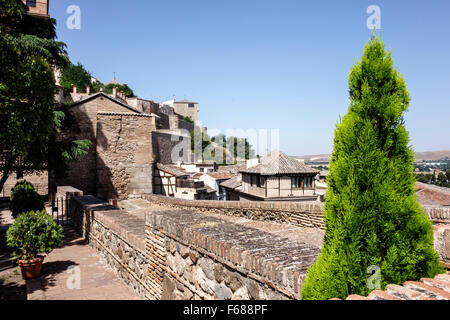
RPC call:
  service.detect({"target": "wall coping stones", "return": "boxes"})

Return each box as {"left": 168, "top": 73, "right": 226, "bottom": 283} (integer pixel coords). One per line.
{"left": 143, "top": 194, "right": 324, "bottom": 213}
{"left": 97, "top": 112, "right": 155, "bottom": 118}
{"left": 72, "top": 196, "right": 146, "bottom": 252}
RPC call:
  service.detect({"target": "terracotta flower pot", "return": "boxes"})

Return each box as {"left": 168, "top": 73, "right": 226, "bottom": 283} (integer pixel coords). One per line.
{"left": 18, "top": 256, "right": 44, "bottom": 280}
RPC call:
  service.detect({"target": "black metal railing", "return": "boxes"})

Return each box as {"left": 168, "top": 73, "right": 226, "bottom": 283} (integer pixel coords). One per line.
{"left": 50, "top": 197, "right": 71, "bottom": 226}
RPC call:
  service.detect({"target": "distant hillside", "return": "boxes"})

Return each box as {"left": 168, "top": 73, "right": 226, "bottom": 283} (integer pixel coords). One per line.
{"left": 414, "top": 150, "right": 450, "bottom": 161}
{"left": 294, "top": 150, "right": 450, "bottom": 163}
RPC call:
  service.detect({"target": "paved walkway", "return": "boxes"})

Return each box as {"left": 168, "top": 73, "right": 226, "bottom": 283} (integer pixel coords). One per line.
{"left": 27, "top": 227, "right": 141, "bottom": 300}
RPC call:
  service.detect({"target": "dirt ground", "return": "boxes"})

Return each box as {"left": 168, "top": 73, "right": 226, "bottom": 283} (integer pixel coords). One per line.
{"left": 0, "top": 202, "right": 26, "bottom": 300}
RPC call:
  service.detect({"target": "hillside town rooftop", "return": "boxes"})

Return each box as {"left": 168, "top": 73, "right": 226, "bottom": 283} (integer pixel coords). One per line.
{"left": 240, "top": 151, "right": 320, "bottom": 176}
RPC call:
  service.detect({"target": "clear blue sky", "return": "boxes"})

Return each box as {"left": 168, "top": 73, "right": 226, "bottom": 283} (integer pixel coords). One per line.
{"left": 50, "top": 0, "right": 450, "bottom": 156}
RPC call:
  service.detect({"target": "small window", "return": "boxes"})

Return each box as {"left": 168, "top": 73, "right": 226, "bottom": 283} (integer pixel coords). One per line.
{"left": 188, "top": 103, "right": 195, "bottom": 108}
{"left": 26, "top": 0, "right": 36, "bottom": 7}
{"left": 291, "top": 177, "right": 303, "bottom": 189}
{"left": 200, "top": 168, "right": 204, "bottom": 172}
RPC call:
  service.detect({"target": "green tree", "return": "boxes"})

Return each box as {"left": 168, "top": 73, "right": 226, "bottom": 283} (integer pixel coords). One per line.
{"left": 301, "top": 35, "right": 443, "bottom": 300}
{"left": 0, "top": 0, "right": 90, "bottom": 193}
{"left": 104, "top": 83, "right": 136, "bottom": 98}
{"left": 191, "top": 129, "right": 211, "bottom": 160}
{"left": 60, "top": 62, "right": 92, "bottom": 92}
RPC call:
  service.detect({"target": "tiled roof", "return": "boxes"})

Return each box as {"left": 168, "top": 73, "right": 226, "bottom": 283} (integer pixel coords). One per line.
{"left": 218, "top": 164, "right": 247, "bottom": 175}
{"left": 155, "top": 163, "right": 189, "bottom": 177}
{"left": 206, "top": 172, "right": 235, "bottom": 180}
{"left": 192, "top": 173, "right": 204, "bottom": 179}
{"left": 220, "top": 175, "right": 242, "bottom": 189}
{"left": 240, "top": 151, "right": 320, "bottom": 176}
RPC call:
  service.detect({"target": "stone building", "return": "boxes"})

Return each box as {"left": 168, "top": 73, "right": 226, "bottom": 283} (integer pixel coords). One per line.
{"left": 222, "top": 151, "right": 320, "bottom": 202}
{"left": 53, "top": 91, "right": 156, "bottom": 201}
{"left": 194, "top": 171, "right": 235, "bottom": 201}
{"left": 161, "top": 98, "right": 199, "bottom": 123}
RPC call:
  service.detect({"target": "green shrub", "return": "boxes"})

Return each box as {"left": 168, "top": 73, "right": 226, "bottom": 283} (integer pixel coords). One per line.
{"left": 300, "top": 36, "right": 444, "bottom": 300}
{"left": 10, "top": 181, "right": 45, "bottom": 219}
{"left": 6, "top": 210, "right": 63, "bottom": 260}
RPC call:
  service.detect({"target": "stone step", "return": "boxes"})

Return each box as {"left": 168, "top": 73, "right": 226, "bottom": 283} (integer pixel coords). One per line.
{"left": 368, "top": 290, "right": 401, "bottom": 300}
{"left": 404, "top": 281, "right": 450, "bottom": 300}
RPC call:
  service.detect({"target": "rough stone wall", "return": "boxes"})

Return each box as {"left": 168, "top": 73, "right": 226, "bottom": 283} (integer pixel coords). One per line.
{"left": 434, "top": 224, "right": 450, "bottom": 268}
{"left": 146, "top": 207, "right": 320, "bottom": 300}
{"left": 55, "top": 100, "right": 98, "bottom": 195}
{"left": 96, "top": 113, "right": 154, "bottom": 200}
{"left": 143, "top": 194, "right": 325, "bottom": 230}
{"left": 152, "top": 131, "right": 191, "bottom": 164}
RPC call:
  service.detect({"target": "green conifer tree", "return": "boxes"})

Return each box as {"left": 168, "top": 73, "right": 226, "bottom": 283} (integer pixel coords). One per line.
{"left": 301, "top": 35, "right": 444, "bottom": 300}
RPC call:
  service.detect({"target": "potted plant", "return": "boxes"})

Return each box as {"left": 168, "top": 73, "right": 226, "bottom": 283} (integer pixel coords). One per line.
{"left": 6, "top": 210, "right": 63, "bottom": 280}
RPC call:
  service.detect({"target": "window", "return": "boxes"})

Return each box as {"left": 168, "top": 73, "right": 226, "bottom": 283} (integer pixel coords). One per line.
{"left": 291, "top": 176, "right": 306, "bottom": 189}
{"left": 26, "top": 0, "right": 36, "bottom": 7}
{"left": 258, "top": 176, "right": 265, "bottom": 188}
{"left": 188, "top": 103, "right": 195, "bottom": 108}
{"left": 200, "top": 168, "right": 204, "bottom": 172}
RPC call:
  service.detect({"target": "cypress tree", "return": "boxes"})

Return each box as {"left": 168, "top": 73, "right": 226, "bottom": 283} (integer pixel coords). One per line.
{"left": 301, "top": 35, "right": 444, "bottom": 300}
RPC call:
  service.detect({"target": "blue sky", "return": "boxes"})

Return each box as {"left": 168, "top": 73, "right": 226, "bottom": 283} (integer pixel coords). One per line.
{"left": 50, "top": 0, "right": 450, "bottom": 156}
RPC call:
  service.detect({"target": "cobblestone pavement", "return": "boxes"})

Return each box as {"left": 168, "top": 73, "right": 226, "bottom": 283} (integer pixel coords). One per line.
{"left": 27, "top": 227, "right": 142, "bottom": 300}
{"left": 120, "top": 198, "right": 325, "bottom": 248}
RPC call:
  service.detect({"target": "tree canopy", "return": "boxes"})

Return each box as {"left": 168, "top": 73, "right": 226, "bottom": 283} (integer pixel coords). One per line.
{"left": 60, "top": 62, "right": 93, "bottom": 92}
{"left": 0, "top": 0, "right": 90, "bottom": 191}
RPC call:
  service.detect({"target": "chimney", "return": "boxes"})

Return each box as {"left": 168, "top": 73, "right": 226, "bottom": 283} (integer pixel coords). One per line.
{"left": 100, "top": 86, "right": 104, "bottom": 92}
{"left": 112, "top": 87, "right": 117, "bottom": 97}
{"left": 86, "top": 86, "right": 90, "bottom": 95}
{"left": 73, "top": 86, "right": 77, "bottom": 94}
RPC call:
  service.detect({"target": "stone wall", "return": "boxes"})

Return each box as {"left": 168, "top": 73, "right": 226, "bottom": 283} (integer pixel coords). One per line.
{"left": 152, "top": 131, "right": 191, "bottom": 164}
{"left": 1, "top": 171, "right": 48, "bottom": 197}
{"left": 147, "top": 209, "right": 319, "bottom": 300}
{"left": 143, "top": 194, "right": 326, "bottom": 230}
{"left": 55, "top": 94, "right": 156, "bottom": 200}
{"left": 96, "top": 113, "right": 154, "bottom": 200}
{"left": 70, "top": 195, "right": 320, "bottom": 300}
{"left": 69, "top": 194, "right": 450, "bottom": 301}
